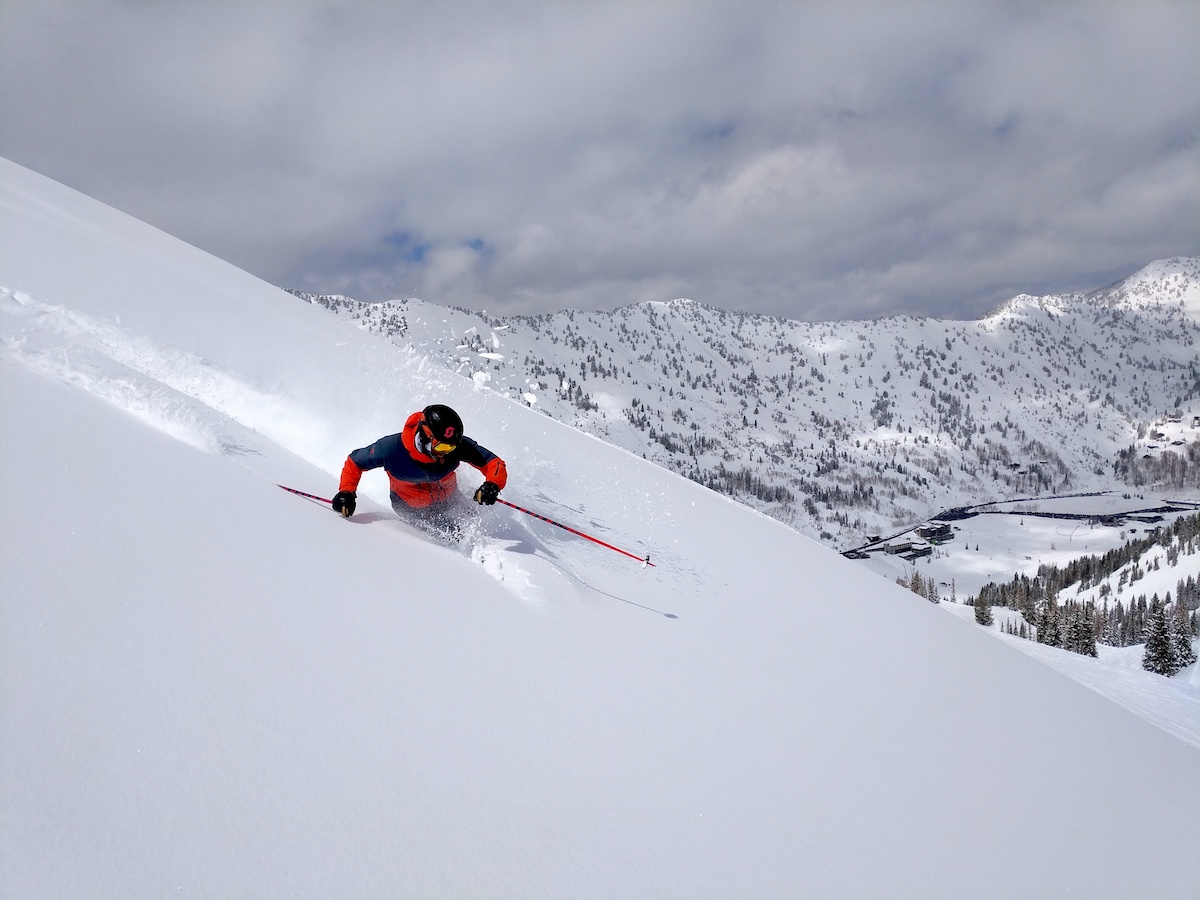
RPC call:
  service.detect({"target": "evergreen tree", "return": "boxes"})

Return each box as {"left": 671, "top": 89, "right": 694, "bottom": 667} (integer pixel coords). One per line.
{"left": 1064, "top": 602, "right": 1097, "bottom": 657}
{"left": 1169, "top": 602, "right": 1198, "bottom": 670}
{"left": 1135, "top": 595, "right": 1149, "bottom": 641}
{"left": 1101, "top": 600, "right": 1124, "bottom": 647}
{"left": 926, "top": 574, "right": 940, "bottom": 605}
{"left": 1141, "top": 601, "right": 1176, "bottom": 676}
{"left": 975, "top": 588, "right": 993, "bottom": 626}
{"left": 1037, "top": 596, "right": 1062, "bottom": 648}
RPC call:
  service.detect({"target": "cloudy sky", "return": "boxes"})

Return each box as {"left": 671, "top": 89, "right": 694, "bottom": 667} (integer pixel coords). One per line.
{"left": 3, "top": 1, "right": 1197, "bottom": 320}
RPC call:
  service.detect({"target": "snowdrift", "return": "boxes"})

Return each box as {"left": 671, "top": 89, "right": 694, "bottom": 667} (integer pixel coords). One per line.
{"left": 2, "top": 157, "right": 1197, "bottom": 898}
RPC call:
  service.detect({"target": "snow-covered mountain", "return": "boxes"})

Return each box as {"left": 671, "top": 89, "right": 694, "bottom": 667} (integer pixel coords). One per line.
{"left": 3, "top": 157, "right": 1199, "bottom": 898}
{"left": 291, "top": 257, "right": 1200, "bottom": 547}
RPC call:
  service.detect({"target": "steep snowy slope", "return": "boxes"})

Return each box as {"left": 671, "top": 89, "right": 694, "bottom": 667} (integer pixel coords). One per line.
{"left": 2, "top": 157, "right": 1198, "bottom": 898}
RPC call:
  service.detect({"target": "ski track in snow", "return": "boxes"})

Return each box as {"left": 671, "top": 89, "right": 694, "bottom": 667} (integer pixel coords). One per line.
{"left": 2, "top": 286, "right": 329, "bottom": 460}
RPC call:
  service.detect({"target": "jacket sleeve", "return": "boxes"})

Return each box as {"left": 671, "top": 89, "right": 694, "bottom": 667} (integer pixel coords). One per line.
{"left": 458, "top": 437, "right": 507, "bottom": 489}
{"left": 339, "top": 433, "right": 404, "bottom": 493}
{"left": 338, "top": 457, "right": 365, "bottom": 493}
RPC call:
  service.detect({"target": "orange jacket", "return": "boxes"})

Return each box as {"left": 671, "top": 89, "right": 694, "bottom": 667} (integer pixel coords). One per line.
{"left": 339, "top": 411, "right": 507, "bottom": 508}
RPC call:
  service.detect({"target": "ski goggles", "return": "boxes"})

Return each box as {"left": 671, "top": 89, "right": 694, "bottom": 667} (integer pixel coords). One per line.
{"left": 420, "top": 424, "right": 459, "bottom": 456}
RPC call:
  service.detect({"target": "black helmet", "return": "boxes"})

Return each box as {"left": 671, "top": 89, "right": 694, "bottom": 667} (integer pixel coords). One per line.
{"left": 421, "top": 404, "right": 463, "bottom": 449}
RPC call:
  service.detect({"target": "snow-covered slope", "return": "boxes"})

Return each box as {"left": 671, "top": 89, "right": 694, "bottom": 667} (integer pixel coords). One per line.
{"left": 293, "top": 257, "right": 1200, "bottom": 547}
{"left": 2, "top": 157, "right": 1198, "bottom": 898}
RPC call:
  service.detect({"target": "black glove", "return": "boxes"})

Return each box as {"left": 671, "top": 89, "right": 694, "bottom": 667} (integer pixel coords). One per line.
{"left": 473, "top": 481, "right": 500, "bottom": 505}
{"left": 332, "top": 490, "right": 356, "bottom": 517}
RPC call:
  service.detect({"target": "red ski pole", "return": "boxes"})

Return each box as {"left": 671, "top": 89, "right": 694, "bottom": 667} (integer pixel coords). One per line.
{"left": 495, "top": 497, "right": 655, "bottom": 567}
{"left": 277, "top": 484, "right": 333, "bottom": 505}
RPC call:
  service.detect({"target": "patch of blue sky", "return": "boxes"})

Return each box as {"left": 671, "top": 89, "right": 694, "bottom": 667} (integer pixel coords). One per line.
{"left": 384, "top": 231, "right": 430, "bottom": 263}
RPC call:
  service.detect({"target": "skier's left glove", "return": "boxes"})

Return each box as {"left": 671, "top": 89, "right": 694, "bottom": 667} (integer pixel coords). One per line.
{"left": 473, "top": 481, "right": 500, "bottom": 505}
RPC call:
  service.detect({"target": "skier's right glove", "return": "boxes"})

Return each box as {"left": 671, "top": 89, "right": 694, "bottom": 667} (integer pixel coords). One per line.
{"left": 332, "top": 490, "right": 356, "bottom": 518}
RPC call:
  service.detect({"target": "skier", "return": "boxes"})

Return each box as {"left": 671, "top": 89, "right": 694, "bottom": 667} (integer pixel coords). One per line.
{"left": 331, "top": 404, "right": 507, "bottom": 540}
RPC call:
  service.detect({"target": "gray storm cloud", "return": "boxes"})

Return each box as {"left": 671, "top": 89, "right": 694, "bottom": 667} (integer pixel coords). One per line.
{"left": 2, "top": 0, "right": 1197, "bottom": 319}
